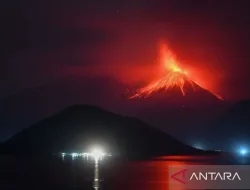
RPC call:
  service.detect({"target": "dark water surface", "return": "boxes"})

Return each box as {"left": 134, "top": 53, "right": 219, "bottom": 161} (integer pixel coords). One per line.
{"left": 0, "top": 155, "right": 248, "bottom": 190}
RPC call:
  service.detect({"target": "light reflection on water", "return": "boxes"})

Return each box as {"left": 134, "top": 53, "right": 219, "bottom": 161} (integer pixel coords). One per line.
{"left": 88, "top": 155, "right": 212, "bottom": 190}
{"left": 90, "top": 155, "right": 246, "bottom": 190}
{"left": 93, "top": 159, "right": 100, "bottom": 190}
{"left": 0, "top": 155, "right": 248, "bottom": 190}
{"left": 110, "top": 159, "right": 191, "bottom": 190}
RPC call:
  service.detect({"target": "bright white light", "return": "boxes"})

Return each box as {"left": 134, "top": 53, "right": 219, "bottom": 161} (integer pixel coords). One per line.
{"left": 61, "top": 148, "right": 110, "bottom": 160}
{"left": 71, "top": 153, "right": 78, "bottom": 157}
{"left": 90, "top": 148, "right": 105, "bottom": 160}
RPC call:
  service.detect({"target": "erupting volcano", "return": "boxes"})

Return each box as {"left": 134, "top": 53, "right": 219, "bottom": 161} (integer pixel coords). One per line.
{"left": 130, "top": 44, "right": 223, "bottom": 100}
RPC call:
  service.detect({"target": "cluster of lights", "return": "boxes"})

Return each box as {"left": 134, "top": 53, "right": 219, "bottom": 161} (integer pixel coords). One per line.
{"left": 61, "top": 148, "right": 111, "bottom": 160}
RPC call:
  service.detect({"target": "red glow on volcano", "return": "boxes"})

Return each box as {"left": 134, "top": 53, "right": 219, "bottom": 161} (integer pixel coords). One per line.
{"left": 130, "top": 44, "right": 223, "bottom": 100}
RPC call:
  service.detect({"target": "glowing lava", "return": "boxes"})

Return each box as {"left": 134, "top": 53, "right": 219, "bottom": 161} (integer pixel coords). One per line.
{"left": 130, "top": 44, "right": 223, "bottom": 100}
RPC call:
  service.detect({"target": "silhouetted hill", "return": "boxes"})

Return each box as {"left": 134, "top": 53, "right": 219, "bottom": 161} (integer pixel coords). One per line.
{"left": 0, "top": 76, "right": 128, "bottom": 141}
{"left": 2, "top": 105, "right": 199, "bottom": 158}
{"left": 201, "top": 99, "right": 250, "bottom": 150}
{"left": 0, "top": 76, "right": 231, "bottom": 144}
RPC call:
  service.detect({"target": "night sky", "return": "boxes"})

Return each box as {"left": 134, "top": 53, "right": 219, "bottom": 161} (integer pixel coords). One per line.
{"left": 1, "top": 0, "right": 250, "bottom": 141}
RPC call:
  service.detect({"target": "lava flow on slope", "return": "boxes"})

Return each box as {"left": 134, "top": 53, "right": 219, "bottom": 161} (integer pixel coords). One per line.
{"left": 130, "top": 44, "right": 223, "bottom": 100}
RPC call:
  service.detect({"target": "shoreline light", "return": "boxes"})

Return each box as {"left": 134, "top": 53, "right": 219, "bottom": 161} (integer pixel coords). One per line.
{"left": 90, "top": 148, "right": 106, "bottom": 160}
{"left": 61, "top": 150, "right": 111, "bottom": 160}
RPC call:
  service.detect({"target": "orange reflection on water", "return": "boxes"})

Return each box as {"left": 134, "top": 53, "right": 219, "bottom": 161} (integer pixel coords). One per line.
{"left": 110, "top": 156, "right": 201, "bottom": 190}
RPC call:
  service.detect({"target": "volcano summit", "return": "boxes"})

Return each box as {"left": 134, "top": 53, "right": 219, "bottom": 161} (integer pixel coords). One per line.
{"left": 130, "top": 44, "right": 223, "bottom": 100}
